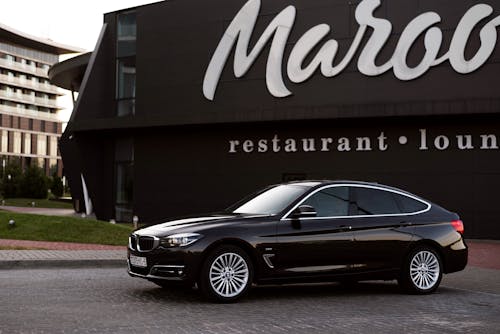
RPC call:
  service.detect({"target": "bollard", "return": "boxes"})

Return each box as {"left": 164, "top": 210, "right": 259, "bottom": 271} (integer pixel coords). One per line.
{"left": 133, "top": 215, "right": 139, "bottom": 230}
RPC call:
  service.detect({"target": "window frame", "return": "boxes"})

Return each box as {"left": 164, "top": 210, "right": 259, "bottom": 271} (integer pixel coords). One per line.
{"left": 281, "top": 183, "right": 431, "bottom": 221}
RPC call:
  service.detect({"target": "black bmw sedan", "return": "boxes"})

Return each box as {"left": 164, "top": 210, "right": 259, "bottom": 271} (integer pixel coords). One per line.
{"left": 128, "top": 181, "right": 467, "bottom": 302}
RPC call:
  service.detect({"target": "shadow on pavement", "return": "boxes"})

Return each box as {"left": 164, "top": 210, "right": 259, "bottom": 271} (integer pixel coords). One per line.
{"left": 128, "top": 280, "right": 464, "bottom": 304}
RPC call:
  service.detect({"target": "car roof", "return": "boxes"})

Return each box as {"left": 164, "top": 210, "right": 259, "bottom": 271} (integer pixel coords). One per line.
{"left": 283, "top": 180, "right": 421, "bottom": 198}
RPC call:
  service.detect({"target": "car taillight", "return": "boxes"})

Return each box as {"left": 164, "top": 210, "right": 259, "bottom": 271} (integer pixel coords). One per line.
{"left": 451, "top": 220, "right": 464, "bottom": 234}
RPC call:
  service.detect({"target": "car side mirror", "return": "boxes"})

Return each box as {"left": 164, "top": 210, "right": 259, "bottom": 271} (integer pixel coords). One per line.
{"left": 290, "top": 205, "right": 317, "bottom": 219}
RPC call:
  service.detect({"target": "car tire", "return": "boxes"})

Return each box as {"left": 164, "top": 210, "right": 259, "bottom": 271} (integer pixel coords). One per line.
{"left": 398, "top": 246, "right": 443, "bottom": 294}
{"left": 199, "top": 245, "right": 253, "bottom": 302}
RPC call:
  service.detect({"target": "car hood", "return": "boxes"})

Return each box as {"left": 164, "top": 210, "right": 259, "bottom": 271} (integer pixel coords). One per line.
{"left": 133, "top": 213, "right": 271, "bottom": 237}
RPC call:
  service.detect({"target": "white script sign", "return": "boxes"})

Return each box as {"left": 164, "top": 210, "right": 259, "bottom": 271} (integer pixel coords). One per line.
{"left": 203, "top": 0, "right": 500, "bottom": 100}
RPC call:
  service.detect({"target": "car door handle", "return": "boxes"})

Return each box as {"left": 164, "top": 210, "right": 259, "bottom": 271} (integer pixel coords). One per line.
{"left": 339, "top": 225, "right": 352, "bottom": 231}
{"left": 400, "top": 221, "right": 413, "bottom": 227}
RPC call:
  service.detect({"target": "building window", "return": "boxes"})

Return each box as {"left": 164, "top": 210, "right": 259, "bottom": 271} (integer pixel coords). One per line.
{"left": 116, "top": 58, "right": 136, "bottom": 116}
{"left": 117, "top": 11, "right": 136, "bottom": 57}
{"left": 114, "top": 138, "right": 134, "bottom": 222}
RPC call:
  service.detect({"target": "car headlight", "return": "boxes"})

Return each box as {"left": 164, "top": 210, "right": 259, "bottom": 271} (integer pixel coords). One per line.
{"left": 160, "top": 233, "right": 203, "bottom": 248}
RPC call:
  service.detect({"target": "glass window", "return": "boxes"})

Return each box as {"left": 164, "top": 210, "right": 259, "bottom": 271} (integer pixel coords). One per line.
{"left": 302, "top": 186, "right": 349, "bottom": 217}
{"left": 117, "top": 11, "right": 136, "bottom": 39}
{"left": 395, "top": 194, "right": 428, "bottom": 213}
{"left": 115, "top": 138, "right": 134, "bottom": 222}
{"left": 117, "top": 11, "right": 136, "bottom": 57}
{"left": 117, "top": 58, "right": 136, "bottom": 99}
{"left": 232, "top": 185, "right": 309, "bottom": 215}
{"left": 117, "top": 99, "right": 135, "bottom": 117}
{"left": 355, "top": 187, "right": 401, "bottom": 215}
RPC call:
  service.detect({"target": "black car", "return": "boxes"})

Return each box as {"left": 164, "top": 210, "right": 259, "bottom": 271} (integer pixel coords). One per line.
{"left": 128, "top": 181, "right": 467, "bottom": 302}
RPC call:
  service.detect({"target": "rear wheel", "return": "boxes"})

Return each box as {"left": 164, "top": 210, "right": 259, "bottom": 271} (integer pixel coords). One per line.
{"left": 399, "top": 246, "right": 442, "bottom": 294}
{"left": 199, "top": 245, "right": 253, "bottom": 302}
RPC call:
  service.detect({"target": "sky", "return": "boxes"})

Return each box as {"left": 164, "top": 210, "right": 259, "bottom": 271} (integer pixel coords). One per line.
{"left": 0, "top": 0, "right": 160, "bottom": 121}
{"left": 0, "top": 0, "right": 159, "bottom": 51}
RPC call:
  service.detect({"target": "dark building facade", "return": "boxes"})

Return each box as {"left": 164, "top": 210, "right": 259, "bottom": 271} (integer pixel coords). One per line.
{"left": 50, "top": 0, "right": 500, "bottom": 239}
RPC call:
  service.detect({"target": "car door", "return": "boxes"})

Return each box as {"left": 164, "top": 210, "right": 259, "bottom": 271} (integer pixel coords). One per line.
{"left": 347, "top": 186, "right": 417, "bottom": 272}
{"left": 272, "top": 186, "right": 356, "bottom": 278}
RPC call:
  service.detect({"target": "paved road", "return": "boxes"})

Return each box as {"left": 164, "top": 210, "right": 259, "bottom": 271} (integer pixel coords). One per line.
{"left": 0, "top": 266, "right": 499, "bottom": 334}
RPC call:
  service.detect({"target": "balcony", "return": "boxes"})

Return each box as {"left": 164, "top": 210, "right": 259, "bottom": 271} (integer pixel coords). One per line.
{"left": 0, "top": 89, "right": 61, "bottom": 109}
{"left": 0, "top": 72, "right": 61, "bottom": 95}
{"left": 0, "top": 57, "right": 49, "bottom": 78}
{"left": 0, "top": 102, "right": 61, "bottom": 122}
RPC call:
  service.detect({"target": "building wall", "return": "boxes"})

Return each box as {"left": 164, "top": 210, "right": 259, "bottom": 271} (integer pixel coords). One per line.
{"left": 129, "top": 117, "right": 500, "bottom": 239}
{"left": 62, "top": 0, "right": 500, "bottom": 238}
{"left": 0, "top": 40, "right": 64, "bottom": 176}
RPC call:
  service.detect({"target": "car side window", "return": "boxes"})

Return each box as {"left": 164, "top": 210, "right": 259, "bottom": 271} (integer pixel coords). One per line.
{"left": 355, "top": 187, "right": 401, "bottom": 215}
{"left": 302, "top": 186, "right": 349, "bottom": 217}
{"left": 394, "top": 193, "right": 428, "bottom": 213}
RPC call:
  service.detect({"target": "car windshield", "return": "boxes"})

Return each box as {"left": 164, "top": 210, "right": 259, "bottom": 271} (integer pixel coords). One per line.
{"left": 230, "top": 185, "right": 310, "bottom": 215}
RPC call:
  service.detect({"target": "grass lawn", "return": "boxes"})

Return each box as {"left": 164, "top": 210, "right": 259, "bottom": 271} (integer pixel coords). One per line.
{"left": 1, "top": 198, "right": 73, "bottom": 209}
{"left": 0, "top": 211, "right": 133, "bottom": 246}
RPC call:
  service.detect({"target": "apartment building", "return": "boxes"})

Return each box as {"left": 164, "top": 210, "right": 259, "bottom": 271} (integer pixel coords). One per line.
{"left": 0, "top": 23, "right": 82, "bottom": 176}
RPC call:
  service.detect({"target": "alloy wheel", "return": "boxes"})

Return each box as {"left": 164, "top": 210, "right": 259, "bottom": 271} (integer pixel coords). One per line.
{"left": 209, "top": 252, "right": 249, "bottom": 298}
{"left": 409, "top": 250, "right": 440, "bottom": 290}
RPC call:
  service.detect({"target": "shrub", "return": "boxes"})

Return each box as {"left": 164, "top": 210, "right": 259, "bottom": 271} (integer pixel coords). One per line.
{"left": 50, "top": 175, "right": 64, "bottom": 198}
{"left": 20, "top": 166, "right": 48, "bottom": 199}
{"left": 2, "top": 163, "right": 23, "bottom": 198}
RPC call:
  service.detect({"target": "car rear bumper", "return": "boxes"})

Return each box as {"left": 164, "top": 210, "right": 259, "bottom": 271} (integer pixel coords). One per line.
{"left": 443, "top": 238, "right": 468, "bottom": 274}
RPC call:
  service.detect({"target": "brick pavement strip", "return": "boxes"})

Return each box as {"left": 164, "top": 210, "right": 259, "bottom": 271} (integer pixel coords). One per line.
{"left": 0, "top": 250, "right": 127, "bottom": 269}
{"left": 0, "top": 238, "right": 126, "bottom": 250}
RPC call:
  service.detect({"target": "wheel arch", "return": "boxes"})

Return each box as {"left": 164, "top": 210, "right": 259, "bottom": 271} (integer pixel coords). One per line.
{"left": 198, "top": 238, "right": 259, "bottom": 282}
{"left": 405, "top": 239, "right": 446, "bottom": 271}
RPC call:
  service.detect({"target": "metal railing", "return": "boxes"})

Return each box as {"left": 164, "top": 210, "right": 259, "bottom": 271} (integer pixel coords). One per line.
{"left": 0, "top": 73, "right": 60, "bottom": 95}
{"left": 0, "top": 101, "right": 62, "bottom": 122}
{"left": 0, "top": 89, "right": 61, "bottom": 109}
{"left": 0, "top": 57, "right": 49, "bottom": 78}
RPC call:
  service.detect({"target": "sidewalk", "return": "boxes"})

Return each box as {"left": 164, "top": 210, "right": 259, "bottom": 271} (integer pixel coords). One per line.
{"left": 0, "top": 239, "right": 126, "bottom": 269}
{"left": 0, "top": 238, "right": 498, "bottom": 270}
{"left": 0, "top": 205, "right": 96, "bottom": 219}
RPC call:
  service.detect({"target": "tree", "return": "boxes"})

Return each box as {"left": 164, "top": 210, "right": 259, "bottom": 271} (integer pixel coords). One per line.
{"left": 50, "top": 175, "right": 64, "bottom": 198}
{"left": 1, "top": 162, "right": 22, "bottom": 198}
{"left": 20, "top": 166, "right": 48, "bottom": 199}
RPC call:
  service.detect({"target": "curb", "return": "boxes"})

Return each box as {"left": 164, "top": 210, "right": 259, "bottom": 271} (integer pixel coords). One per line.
{"left": 0, "top": 259, "right": 126, "bottom": 270}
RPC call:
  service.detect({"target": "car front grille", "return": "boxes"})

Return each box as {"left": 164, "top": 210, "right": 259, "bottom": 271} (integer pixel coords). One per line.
{"left": 129, "top": 235, "right": 158, "bottom": 252}
{"left": 138, "top": 236, "right": 156, "bottom": 251}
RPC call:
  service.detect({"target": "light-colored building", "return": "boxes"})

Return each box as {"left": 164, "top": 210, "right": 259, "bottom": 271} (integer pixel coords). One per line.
{"left": 0, "top": 23, "right": 83, "bottom": 176}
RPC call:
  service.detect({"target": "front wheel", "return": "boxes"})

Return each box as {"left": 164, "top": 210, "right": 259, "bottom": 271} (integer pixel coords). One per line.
{"left": 399, "top": 246, "right": 443, "bottom": 294}
{"left": 199, "top": 245, "right": 253, "bottom": 302}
